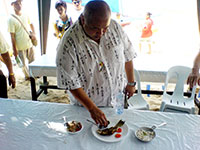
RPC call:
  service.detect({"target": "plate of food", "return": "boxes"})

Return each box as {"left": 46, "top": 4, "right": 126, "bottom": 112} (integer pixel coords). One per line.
{"left": 91, "top": 119, "right": 128, "bottom": 142}
{"left": 64, "top": 120, "right": 83, "bottom": 134}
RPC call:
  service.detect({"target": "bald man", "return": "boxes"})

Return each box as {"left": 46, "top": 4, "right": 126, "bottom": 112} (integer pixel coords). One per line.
{"left": 56, "top": 0, "right": 136, "bottom": 126}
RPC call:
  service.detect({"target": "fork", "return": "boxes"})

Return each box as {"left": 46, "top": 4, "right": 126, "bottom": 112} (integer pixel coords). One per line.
{"left": 86, "top": 119, "right": 106, "bottom": 129}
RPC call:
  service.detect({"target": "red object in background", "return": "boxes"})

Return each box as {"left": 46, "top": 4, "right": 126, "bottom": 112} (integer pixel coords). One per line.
{"left": 141, "top": 18, "right": 153, "bottom": 38}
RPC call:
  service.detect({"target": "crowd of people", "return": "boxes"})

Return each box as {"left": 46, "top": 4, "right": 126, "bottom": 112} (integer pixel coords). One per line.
{"left": 0, "top": 0, "right": 82, "bottom": 99}
{"left": 0, "top": 0, "right": 200, "bottom": 126}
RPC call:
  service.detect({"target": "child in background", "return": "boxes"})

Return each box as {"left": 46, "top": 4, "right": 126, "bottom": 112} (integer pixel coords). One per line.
{"left": 54, "top": 0, "right": 73, "bottom": 39}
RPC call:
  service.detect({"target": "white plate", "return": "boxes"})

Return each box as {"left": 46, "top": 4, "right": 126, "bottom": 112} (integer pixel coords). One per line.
{"left": 65, "top": 120, "right": 83, "bottom": 134}
{"left": 91, "top": 119, "right": 128, "bottom": 142}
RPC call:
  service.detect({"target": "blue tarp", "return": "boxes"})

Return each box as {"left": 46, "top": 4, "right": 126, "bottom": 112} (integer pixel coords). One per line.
{"left": 64, "top": 0, "right": 119, "bottom": 12}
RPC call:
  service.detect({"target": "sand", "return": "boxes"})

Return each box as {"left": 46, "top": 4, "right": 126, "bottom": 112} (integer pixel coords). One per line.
{"left": 6, "top": 64, "right": 70, "bottom": 103}
{"left": 8, "top": 76, "right": 70, "bottom": 104}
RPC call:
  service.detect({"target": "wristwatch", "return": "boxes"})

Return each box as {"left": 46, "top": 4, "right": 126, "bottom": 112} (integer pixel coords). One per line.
{"left": 127, "top": 81, "right": 136, "bottom": 87}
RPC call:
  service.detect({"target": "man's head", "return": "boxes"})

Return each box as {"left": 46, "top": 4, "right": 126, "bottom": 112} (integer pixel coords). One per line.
{"left": 11, "top": 0, "right": 22, "bottom": 4}
{"left": 72, "top": 0, "right": 82, "bottom": 10}
{"left": 11, "top": 0, "right": 22, "bottom": 13}
{"left": 81, "top": 0, "right": 111, "bottom": 43}
{"left": 55, "top": 0, "right": 67, "bottom": 16}
{"left": 146, "top": 12, "right": 152, "bottom": 19}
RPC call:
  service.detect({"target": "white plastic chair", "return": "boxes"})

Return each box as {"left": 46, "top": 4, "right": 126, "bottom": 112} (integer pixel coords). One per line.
{"left": 160, "top": 66, "right": 196, "bottom": 114}
{"left": 128, "top": 69, "right": 149, "bottom": 110}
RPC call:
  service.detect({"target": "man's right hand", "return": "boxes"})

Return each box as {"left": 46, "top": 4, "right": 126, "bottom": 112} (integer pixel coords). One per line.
{"left": 187, "top": 71, "right": 199, "bottom": 88}
{"left": 70, "top": 88, "right": 109, "bottom": 127}
{"left": 8, "top": 74, "right": 16, "bottom": 89}
{"left": 89, "top": 106, "right": 109, "bottom": 127}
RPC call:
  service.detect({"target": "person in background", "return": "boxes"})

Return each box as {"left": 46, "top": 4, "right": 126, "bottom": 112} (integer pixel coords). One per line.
{"left": 187, "top": 51, "right": 200, "bottom": 88}
{"left": 8, "top": 0, "right": 36, "bottom": 81}
{"left": 54, "top": 0, "right": 73, "bottom": 39}
{"left": 56, "top": 0, "right": 136, "bottom": 126}
{"left": 139, "top": 12, "right": 153, "bottom": 54}
{"left": 114, "top": 12, "right": 131, "bottom": 27}
{"left": 71, "top": 0, "right": 83, "bottom": 21}
{"left": 0, "top": 31, "right": 16, "bottom": 98}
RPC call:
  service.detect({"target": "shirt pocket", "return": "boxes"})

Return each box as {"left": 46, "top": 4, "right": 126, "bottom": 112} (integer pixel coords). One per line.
{"left": 105, "top": 42, "right": 125, "bottom": 63}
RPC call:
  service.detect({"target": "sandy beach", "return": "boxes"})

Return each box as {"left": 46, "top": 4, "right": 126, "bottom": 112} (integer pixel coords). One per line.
{"left": 8, "top": 76, "right": 70, "bottom": 104}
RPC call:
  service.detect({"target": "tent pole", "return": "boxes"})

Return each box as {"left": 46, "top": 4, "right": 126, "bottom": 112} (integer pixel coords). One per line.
{"left": 38, "top": 0, "right": 51, "bottom": 55}
{"left": 197, "top": 0, "right": 200, "bottom": 35}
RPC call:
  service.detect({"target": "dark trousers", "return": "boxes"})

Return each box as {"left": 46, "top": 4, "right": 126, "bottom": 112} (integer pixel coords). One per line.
{"left": 0, "top": 74, "right": 8, "bottom": 98}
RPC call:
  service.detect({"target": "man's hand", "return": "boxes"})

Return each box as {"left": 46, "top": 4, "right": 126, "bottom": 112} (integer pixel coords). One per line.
{"left": 187, "top": 68, "right": 199, "bottom": 88}
{"left": 30, "top": 32, "right": 37, "bottom": 40}
{"left": 125, "top": 60, "right": 136, "bottom": 98}
{"left": 8, "top": 74, "right": 16, "bottom": 88}
{"left": 187, "top": 73, "right": 199, "bottom": 88}
{"left": 89, "top": 106, "right": 109, "bottom": 127}
{"left": 124, "top": 85, "right": 136, "bottom": 99}
{"left": 70, "top": 88, "right": 109, "bottom": 127}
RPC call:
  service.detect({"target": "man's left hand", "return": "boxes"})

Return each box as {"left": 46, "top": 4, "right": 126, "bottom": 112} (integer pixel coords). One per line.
{"left": 124, "top": 85, "right": 136, "bottom": 99}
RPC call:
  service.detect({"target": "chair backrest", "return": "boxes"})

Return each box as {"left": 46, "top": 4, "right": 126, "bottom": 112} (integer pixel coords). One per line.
{"left": 134, "top": 69, "right": 142, "bottom": 94}
{"left": 163, "top": 66, "right": 196, "bottom": 100}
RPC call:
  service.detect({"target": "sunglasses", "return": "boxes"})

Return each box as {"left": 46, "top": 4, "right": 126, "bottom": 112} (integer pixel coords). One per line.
{"left": 73, "top": 1, "right": 80, "bottom": 4}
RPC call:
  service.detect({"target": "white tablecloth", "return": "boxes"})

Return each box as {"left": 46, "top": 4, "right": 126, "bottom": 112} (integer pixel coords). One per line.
{"left": 0, "top": 98, "right": 200, "bottom": 150}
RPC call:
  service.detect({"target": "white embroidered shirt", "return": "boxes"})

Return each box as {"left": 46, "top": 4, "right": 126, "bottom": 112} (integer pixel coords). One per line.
{"left": 56, "top": 19, "right": 136, "bottom": 106}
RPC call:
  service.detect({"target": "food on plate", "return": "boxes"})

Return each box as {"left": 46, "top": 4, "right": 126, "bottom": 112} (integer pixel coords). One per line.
{"left": 98, "top": 120, "right": 110, "bottom": 129}
{"left": 117, "top": 128, "right": 122, "bottom": 133}
{"left": 65, "top": 121, "right": 82, "bottom": 133}
{"left": 115, "top": 133, "right": 121, "bottom": 138}
{"left": 136, "top": 129, "right": 154, "bottom": 141}
{"left": 96, "top": 120, "right": 125, "bottom": 136}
